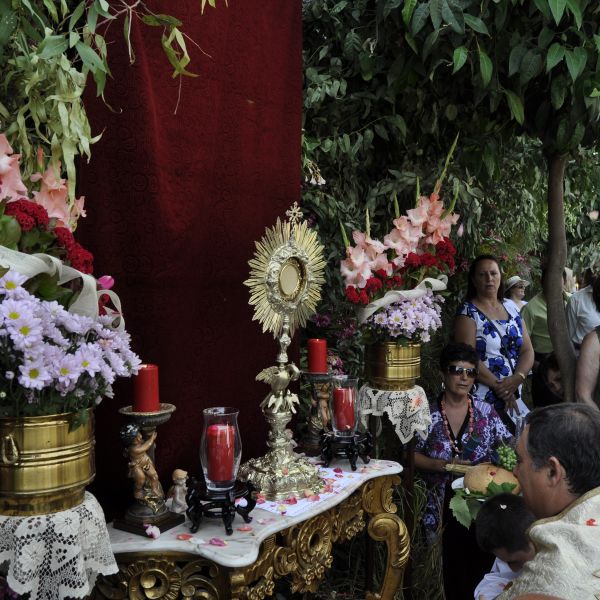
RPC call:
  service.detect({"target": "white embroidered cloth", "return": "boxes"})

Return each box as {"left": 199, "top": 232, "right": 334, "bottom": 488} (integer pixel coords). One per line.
{"left": 0, "top": 492, "right": 117, "bottom": 599}
{"left": 359, "top": 384, "right": 431, "bottom": 444}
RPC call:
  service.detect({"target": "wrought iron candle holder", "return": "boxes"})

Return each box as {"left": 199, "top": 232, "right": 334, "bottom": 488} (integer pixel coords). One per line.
{"left": 320, "top": 430, "right": 373, "bottom": 471}
{"left": 185, "top": 477, "right": 257, "bottom": 535}
{"left": 114, "top": 403, "right": 185, "bottom": 536}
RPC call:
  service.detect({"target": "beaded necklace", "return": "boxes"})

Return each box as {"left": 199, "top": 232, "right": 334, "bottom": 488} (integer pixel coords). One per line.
{"left": 440, "top": 394, "right": 474, "bottom": 456}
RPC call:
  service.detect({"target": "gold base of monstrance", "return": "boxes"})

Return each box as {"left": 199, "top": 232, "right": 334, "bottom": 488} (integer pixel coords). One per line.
{"left": 238, "top": 206, "right": 325, "bottom": 500}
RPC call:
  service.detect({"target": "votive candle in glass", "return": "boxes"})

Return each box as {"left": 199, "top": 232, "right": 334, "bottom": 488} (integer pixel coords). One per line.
{"left": 133, "top": 364, "right": 160, "bottom": 412}
{"left": 331, "top": 376, "right": 358, "bottom": 436}
{"left": 200, "top": 407, "right": 242, "bottom": 491}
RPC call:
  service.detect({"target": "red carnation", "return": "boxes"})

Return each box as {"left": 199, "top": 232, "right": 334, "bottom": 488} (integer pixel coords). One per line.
{"left": 404, "top": 253, "right": 422, "bottom": 268}
{"left": 68, "top": 243, "right": 94, "bottom": 274}
{"left": 54, "top": 226, "right": 76, "bottom": 251}
{"left": 5, "top": 199, "right": 49, "bottom": 230}
{"left": 345, "top": 286, "right": 361, "bottom": 304}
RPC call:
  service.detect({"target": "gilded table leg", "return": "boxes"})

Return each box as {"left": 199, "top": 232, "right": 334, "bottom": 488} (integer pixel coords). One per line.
{"left": 362, "top": 475, "right": 410, "bottom": 600}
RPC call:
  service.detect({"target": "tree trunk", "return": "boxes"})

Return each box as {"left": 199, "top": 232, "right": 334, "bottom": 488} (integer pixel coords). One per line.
{"left": 545, "top": 153, "right": 576, "bottom": 402}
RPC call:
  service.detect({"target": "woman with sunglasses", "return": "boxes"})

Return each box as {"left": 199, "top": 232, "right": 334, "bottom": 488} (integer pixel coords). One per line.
{"left": 414, "top": 342, "right": 512, "bottom": 600}
{"left": 454, "top": 255, "right": 534, "bottom": 430}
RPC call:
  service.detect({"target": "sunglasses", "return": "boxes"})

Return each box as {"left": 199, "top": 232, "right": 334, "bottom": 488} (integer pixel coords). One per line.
{"left": 446, "top": 365, "right": 478, "bottom": 378}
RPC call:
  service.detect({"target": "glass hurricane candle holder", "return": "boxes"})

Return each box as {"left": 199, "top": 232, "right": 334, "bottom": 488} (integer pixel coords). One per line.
{"left": 200, "top": 407, "right": 242, "bottom": 492}
{"left": 330, "top": 376, "right": 359, "bottom": 437}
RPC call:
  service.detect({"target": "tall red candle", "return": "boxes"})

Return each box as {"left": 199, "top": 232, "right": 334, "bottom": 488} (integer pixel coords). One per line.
{"left": 333, "top": 388, "right": 356, "bottom": 432}
{"left": 133, "top": 364, "right": 160, "bottom": 412}
{"left": 207, "top": 425, "right": 236, "bottom": 482}
{"left": 307, "top": 338, "right": 328, "bottom": 373}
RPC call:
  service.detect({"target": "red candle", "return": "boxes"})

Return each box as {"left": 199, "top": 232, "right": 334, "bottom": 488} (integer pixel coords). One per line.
{"left": 307, "top": 338, "right": 328, "bottom": 373}
{"left": 333, "top": 388, "right": 356, "bottom": 432}
{"left": 207, "top": 425, "right": 236, "bottom": 482}
{"left": 133, "top": 364, "right": 160, "bottom": 412}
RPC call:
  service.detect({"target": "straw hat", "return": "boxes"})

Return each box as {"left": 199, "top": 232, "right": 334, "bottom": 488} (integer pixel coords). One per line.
{"left": 505, "top": 275, "right": 529, "bottom": 291}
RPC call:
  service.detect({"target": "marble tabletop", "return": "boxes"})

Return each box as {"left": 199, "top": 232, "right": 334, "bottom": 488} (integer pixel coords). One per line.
{"left": 108, "top": 458, "right": 402, "bottom": 569}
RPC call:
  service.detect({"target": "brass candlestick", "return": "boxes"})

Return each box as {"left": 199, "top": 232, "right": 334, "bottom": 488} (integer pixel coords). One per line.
{"left": 114, "top": 403, "right": 185, "bottom": 536}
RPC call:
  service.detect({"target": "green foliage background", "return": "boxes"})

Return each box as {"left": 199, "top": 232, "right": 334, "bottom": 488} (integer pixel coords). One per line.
{"left": 301, "top": 0, "right": 599, "bottom": 391}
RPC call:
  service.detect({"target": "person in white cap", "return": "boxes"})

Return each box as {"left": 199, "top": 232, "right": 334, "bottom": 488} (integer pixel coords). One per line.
{"left": 504, "top": 275, "right": 529, "bottom": 311}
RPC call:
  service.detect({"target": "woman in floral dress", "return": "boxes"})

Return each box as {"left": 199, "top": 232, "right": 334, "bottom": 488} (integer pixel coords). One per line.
{"left": 415, "top": 342, "right": 512, "bottom": 600}
{"left": 454, "top": 255, "right": 534, "bottom": 429}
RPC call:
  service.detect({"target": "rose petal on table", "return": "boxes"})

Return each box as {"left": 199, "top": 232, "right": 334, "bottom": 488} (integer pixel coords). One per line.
{"left": 284, "top": 495, "right": 298, "bottom": 505}
{"left": 308, "top": 494, "right": 320, "bottom": 501}
{"left": 333, "top": 467, "right": 343, "bottom": 474}
{"left": 209, "top": 537, "right": 227, "bottom": 547}
{"left": 323, "top": 484, "right": 334, "bottom": 493}
{"left": 236, "top": 525, "right": 253, "bottom": 532}
{"left": 256, "top": 518, "right": 267, "bottom": 525}
{"left": 176, "top": 533, "right": 194, "bottom": 541}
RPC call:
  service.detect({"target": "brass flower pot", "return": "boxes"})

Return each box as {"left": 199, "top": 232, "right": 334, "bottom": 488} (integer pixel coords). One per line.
{"left": 0, "top": 410, "right": 95, "bottom": 515}
{"left": 364, "top": 342, "right": 421, "bottom": 391}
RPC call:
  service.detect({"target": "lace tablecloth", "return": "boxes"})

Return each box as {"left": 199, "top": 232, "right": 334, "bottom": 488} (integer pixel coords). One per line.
{"left": 359, "top": 384, "right": 431, "bottom": 444}
{"left": 0, "top": 491, "right": 117, "bottom": 599}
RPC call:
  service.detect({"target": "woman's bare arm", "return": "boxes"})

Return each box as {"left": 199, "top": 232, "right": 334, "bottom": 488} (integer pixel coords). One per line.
{"left": 576, "top": 331, "right": 600, "bottom": 408}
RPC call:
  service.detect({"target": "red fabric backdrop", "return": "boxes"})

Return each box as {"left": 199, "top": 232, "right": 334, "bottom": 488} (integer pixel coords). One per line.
{"left": 78, "top": 1, "right": 302, "bottom": 518}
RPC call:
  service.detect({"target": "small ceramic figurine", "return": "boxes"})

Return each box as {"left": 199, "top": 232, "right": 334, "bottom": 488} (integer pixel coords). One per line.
{"left": 167, "top": 468, "right": 188, "bottom": 514}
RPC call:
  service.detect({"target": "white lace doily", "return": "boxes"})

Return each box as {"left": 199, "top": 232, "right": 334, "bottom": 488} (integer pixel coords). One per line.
{"left": 0, "top": 491, "right": 117, "bottom": 599}
{"left": 359, "top": 384, "right": 431, "bottom": 444}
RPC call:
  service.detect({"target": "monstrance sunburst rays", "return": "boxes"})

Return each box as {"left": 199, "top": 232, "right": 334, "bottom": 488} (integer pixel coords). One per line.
{"left": 245, "top": 213, "right": 325, "bottom": 338}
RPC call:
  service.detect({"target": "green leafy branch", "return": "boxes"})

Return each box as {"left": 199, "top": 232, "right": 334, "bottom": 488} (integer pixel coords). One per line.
{"left": 0, "top": 0, "right": 225, "bottom": 209}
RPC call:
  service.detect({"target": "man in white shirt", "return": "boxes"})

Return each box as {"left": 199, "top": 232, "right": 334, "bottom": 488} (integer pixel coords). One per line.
{"left": 498, "top": 404, "right": 600, "bottom": 600}
{"left": 565, "top": 269, "right": 600, "bottom": 351}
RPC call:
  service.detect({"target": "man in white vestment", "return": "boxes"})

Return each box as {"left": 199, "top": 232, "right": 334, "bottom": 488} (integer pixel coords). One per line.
{"left": 498, "top": 404, "right": 600, "bottom": 600}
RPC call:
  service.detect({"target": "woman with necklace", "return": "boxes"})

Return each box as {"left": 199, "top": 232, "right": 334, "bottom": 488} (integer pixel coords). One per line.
{"left": 415, "top": 343, "right": 512, "bottom": 600}
{"left": 454, "top": 254, "right": 534, "bottom": 430}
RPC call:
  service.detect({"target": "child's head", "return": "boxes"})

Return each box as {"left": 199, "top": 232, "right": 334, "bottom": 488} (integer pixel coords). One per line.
{"left": 475, "top": 493, "right": 536, "bottom": 572}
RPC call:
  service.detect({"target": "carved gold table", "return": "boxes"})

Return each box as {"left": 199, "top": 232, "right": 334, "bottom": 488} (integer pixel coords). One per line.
{"left": 94, "top": 460, "right": 409, "bottom": 599}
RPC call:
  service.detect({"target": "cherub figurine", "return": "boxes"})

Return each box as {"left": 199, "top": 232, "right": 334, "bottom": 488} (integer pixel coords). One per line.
{"left": 167, "top": 468, "right": 188, "bottom": 514}
{"left": 120, "top": 424, "right": 164, "bottom": 511}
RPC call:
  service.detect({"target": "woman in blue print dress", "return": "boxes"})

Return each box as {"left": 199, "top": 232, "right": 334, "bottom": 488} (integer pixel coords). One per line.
{"left": 454, "top": 255, "right": 534, "bottom": 429}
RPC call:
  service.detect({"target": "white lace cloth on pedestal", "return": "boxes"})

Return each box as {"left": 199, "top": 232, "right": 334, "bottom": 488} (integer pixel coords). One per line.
{"left": 0, "top": 491, "right": 117, "bottom": 599}
{"left": 359, "top": 384, "right": 431, "bottom": 444}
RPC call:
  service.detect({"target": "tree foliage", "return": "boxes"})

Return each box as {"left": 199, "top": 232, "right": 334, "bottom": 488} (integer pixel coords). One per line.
{"left": 302, "top": 0, "right": 600, "bottom": 400}
{"left": 0, "top": 0, "right": 224, "bottom": 206}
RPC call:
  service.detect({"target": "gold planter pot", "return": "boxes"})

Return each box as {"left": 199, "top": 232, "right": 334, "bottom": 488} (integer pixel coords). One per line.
{"left": 364, "top": 342, "right": 421, "bottom": 391}
{"left": 0, "top": 410, "right": 95, "bottom": 516}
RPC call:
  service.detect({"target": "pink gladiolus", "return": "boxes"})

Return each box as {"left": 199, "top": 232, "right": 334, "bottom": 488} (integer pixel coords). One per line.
{"left": 0, "top": 135, "right": 28, "bottom": 202}
{"left": 341, "top": 246, "right": 372, "bottom": 288}
{"left": 384, "top": 219, "right": 422, "bottom": 256}
{"left": 30, "top": 164, "right": 71, "bottom": 225}
{"left": 406, "top": 201, "right": 429, "bottom": 226}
